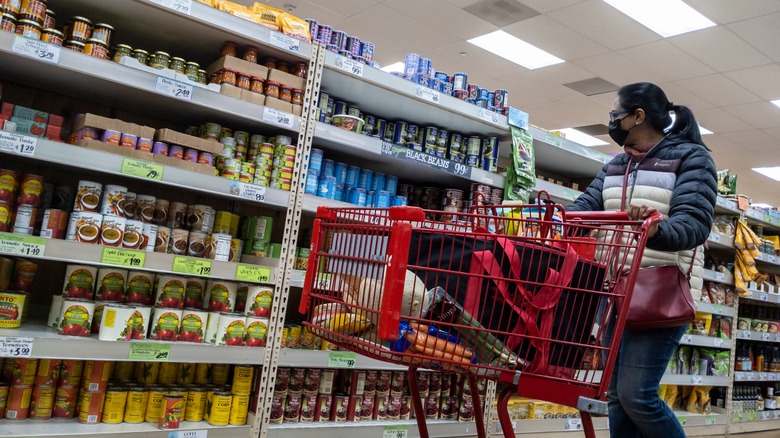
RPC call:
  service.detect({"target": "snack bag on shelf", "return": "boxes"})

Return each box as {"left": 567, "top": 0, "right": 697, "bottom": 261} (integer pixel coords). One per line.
{"left": 686, "top": 386, "right": 712, "bottom": 414}
{"left": 251, "top": 3, "right": 284, "bottom": 31}
{"left": 281, "top": 12, "right": 311, "bottom": 41}
{"left": 712, "top": 351, "right": 730, "bottom": 377}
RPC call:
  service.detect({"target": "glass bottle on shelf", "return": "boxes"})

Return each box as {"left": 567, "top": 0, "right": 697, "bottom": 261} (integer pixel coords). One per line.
{"left": 766, "top": 385, "right": 776, "bottom": 410}
{"left": 756, "top": 346, "right": 765, "bottom": 372}
{"left": 758, "top": 386, "right": 765, "bottom": 411}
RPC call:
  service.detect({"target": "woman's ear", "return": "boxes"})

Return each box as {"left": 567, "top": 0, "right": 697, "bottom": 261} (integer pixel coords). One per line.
{"left": 633, "top": 108, "right": 646, "bottom": 125}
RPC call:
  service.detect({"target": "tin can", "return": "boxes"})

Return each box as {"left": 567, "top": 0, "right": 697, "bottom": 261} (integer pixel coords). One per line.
{"left": 34, "top": 359, "right": 61, "bottom": 387}
{"left": 73, "top": 181, "right": 102, "bottom": 212}
{"left": 154, "top": 225, "right": 170, "bottom": 253}
{"left": 216, "top": 313, "right": 245, "bottom": 346}
{"left": 100, "top": 215, "right": 126, "bottom": 247}
{"left": 58, "top": 299, "right": 94, "bottom": 337}
{"left": 102, "top": 387, "right": 128, "bottom": 423}
{"left": 39, "top": 208, "right": 68, "bottom": 239}
{"left": 493, "top": 89, "right": 509, "bottom": 109}
{"left": 51, "top": 385, "right": 78, "bottom": 419}
{"left": 210, "top": 363, "right": 230, "bottom": 385}
{"left": 134, "top": 362, "right": 159, "bottom": 385}
{"left": 123, "top": 386, "right": 148, "bottom": 423}
{"left": 95, "top": 268, "right": 127, "bottom": 302}
{"left": 0, "top": 290, "right": 25, "bottom": 328}
{"left": 181, "top": 278, "right": 205, "bottom": 309}
{"left": 141, "top": 222, "right": 157, "bottom": 252}
{"left": 305, "top": 170, "right": 319, "bottom": 195}
{"left": 15, "top": 173, "right": 43, "bottom": 207}
{"left": 245, "top": 285, "right": 273, "bottom": 318}
{"left": 208, "top": 391, "right": 232, "bottom": 426}
{"left": 152, "top": 141, "right": 169, "bottom": 155}
{"left": 317, "top": 176, "right": 336, "bottom": 199}
{"left": 77, "top": 389, "right": 105, "bottom": 424}
{"left": 157, "top": 362, "right": 178, "bottom": 385}
{"left": 99, "top": 304, "right": 137, "bottom": 341}
{"left": 206, "top": 280, "right": 237, "bottom": 313}
{"left": 144, "top": 386, "right": 165, "bottom": 422}
{"left": 6, "top": 385, "right": 32, "bottom": 419}
{"left": 228, "top": 394, "right": 249, "bottom": 425}
{"left": 166, "top": 202, "right": 187, "bottom": 229}
{"left": 112, "top": 361, "right": 134, "bottom": 382}
{"left": 193, "top": 363, "right": 210, "bottom": 385}
{"left": 67, "top": 212, "right": 103, "bottom": 244}
{"left": 153, "top": 198, "right": 169, "bottom": 226}
{"left": 57, "top": 360, "right": 84, "bottom": 388}
{"left": 46, "top": 295, "right": 62, "bottom": 329}
{"left": 3, "top": 358, "right": 36, "bottom": 386}
{"left": 244, "top": 317, "right": 268, "bottom": 347}
{"left": 150, "top": 307, "right": 181, "bottom": 341}
{"left": 157, "top": 394, "right": 184, "bottom": 429}
{"left": 184, "top": 387, "right": 207, "bottom": 422}
{"left": 179, "top": 308, "right": 208, "bottom": 343}
{"left": 135, "top": 137, "right": 153, "bottom": 153}
{"left": 124, "top": 271, "right": 153, "bottom": 305}
{"left": 155, "top": 275, "right": 186, "bottom": 309}
{"left": 0, "top": 202, "right": 12, "bottom": 233}
{"left": 81, "top": 361, "right": 112, "bottom": 392}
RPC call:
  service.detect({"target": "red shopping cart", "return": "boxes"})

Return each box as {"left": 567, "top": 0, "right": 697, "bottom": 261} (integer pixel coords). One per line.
{"left": 299, "top": 201, "right": 660, "bottom": 438}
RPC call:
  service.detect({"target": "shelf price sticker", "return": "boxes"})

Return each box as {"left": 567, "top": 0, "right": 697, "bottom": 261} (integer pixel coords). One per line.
{"left": 711, "top": 304, "right": 724, "bottom": 314}
{"left": 564, "top": 418, "right": 583, "bottom": 431}
{"left": 759, "top": 372, "right": 768, "bottom": 381}
{"left": 759, "top": 292, "right": 769, "bottom": 302}
{"left": 149, "top": 0, "right": 192, "bottom": 15}
{"left": 476, "top": 108, "right": 502, "bottom": 125}
{"left": 172, "top": 256, "right": 212, "bottom": 277}
{"left": 0, "top": 232, "right": 46, "bottom": 257}
{"left": 382, "top": 425, "right": 408, "bottom": 438}
{"left": 263, "top": 107, "right": 295, "bottom": 130}
{"left": 156, "top": 76, "right": 194, "bottom": 101}
{"left": 690, "top": 375, "right": 703, "bottom": 385}
{"left": 236, "top": 264, "right": 271, "bottom": 283}
{"left": 269, "top": 32, "right": 301, "bottom": 54}
{"left": 761, "top": 332, "right": 771, "bottom": 341}
{"left": 704, "top": 415, "right": 716, "bottom": 426}
{"left": 680, "top": 334, "right": 693, "bottom": 344}
{"left": 676, "top": 416, "right": 686, "bottom": 426}
{"left": 380, "top": 141, "right": 472, "bottom": 179}
{"left": 739, "top": 330, "right": 751, "bottom": 339}
{"left": 129, "top": 342, "right": 171, "bottom": 361}
{"left": 101, "top": 247, "right": 146, "bottom": 268}
{"left": 328, "top": 351, "right": 356, "bottom": 368}
{"left": 230, "top": 181, "right": 266, "bottom": 203}
{"left": 415, "top": 86, "right": 440, "bottom": 104}
{"left": 545, "top": 132, "right": 564, "bottom": 148}
{"left": 0, "top": 336, "right": 34, "bottom": 358}
{"left": 121, "top": 158, "right": 164, "bottom": 181}
{"left": 0, "top": 131, "right": 37, "bottom": 156}
{"left": 713, "top": 271, "right": 726, "bottom": 282}
{"left": 508, "top": 107, "right": 529, "bottom": 130}
{"left": 12, "top": 35, "right": 61, "bottom": 64}
{"left": 335, "top": 55, "right": 364, "bottom": 77}
{"left": 168, "top": 431, "right": 207, "bottom": 438}
{"left": 713, "top": 337, "right": 724, "bottom": 347}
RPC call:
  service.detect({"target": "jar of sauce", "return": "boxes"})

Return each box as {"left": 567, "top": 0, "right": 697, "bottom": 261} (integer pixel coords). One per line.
{"left": 170, "top": 57, "right": 186, "bottom": 74}
{"left": 291, "top": 89, "right": 304, "bottom": 106}
{"left": 151, "top": 51, "right": 171, "bottom": 70}
{"left": 83, "top": 38, "right": 109, "bottom": 59}
{"left": 221, "top": 41, "right": 238, "bottom": 57}
{"left": 40, "top": 28, "right": 63, "bottom": 46}
{"left": 112, "top": 44, "right": 133, "bottom": 62}
{"left": 91, "top": 23, "right": 114, "bottom": 46}
{"left": 277, "top": 61, "right": 290, "bottom": 73}
{"left": 237, "top": 73, "right": 251, "bottom": 90}
{"left": 250, "top": 77, "right": 265, "bottom": 94}
{"left": 66, "top": 16, "right": 92, "bottom": 42}
{"left": 243, "top": 46, "right": 259, "bottom": 64}
{"left": 293, "top": 62, "right": 308, "bottom": 78}
{"left": 261, "top": 57, "right": 277, "bottom": 70}
{"left": 221, "top": 69, "right": 237, "bottom": 87}
{"left": 43, "top": 8, "right": 55, "bottom": 28}
{"left": 15, "top": 19, "right": 42, "bottom": 40}
{"left": 1, "top": 13, "right": 17, "bottom": 32}
{"left": 279, "top": 86, "right": 292, "bottom": 103}
{"left": 264, "top": 81, "right": 280, "bottom": 100}
{"left": 132, "top": 49, "right": 149, "bottom": 65}
{"left": 20, "top": 0, "right": 46, "bottom": 25}
{"left": 185, "top": 62, "right": 200, "bottom": 81}
{"left": 63, "top": 40, "right": 85, "bottom": 51}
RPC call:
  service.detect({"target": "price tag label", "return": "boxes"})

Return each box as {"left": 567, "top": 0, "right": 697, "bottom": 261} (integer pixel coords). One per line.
{"left": 680, "top": 334, "right": 693, "bottom": 344}
{"left": 335, "top": 55, "right": 364, "bottom": 77}
{"left": 415, "top": 86, "right": 440, "bottom": 104}
{"left": 168, "top": 431, "right": 207, "bottom": 438}
{"left": 769, "top": 373, "right": 778, "bottom": 381}
{"left": 735, "top": 373, "right": 744, "bottom": 382}
{"left": 564, "top": 419, "right": 583, "bottom": 430}
{"left": 704, "top": 415, "right": 716, "bottom": 426}
{"left": 0, "top": 336, "right": 34, "bottom": 358}
{"left": 382, "top": 426, "right": 408, "bottom": 438}
{"left": 235, "top": 264, "right": 271, "bottom": 283}
{"left": 508, "top": 107, "right": 529, "bottom": 130}
{"left": 711, "top": 304, "right": 724, "bottom": 315}
{"left": 101, "top": 247, "right": 146, "bottom": 268}
{"left": 0, "top": 131, "right": 37, "bottom": 156}
{"left": 476, "top": 108, "right": 501, "bottom": 125}
{"left": 747, "top": 411, "right": 759, "bottom": 422}
{"left": 762, "top": 332, "right": 771, "bottom": 341}
{"left": 230, "top": 181, "right": 266, "bottom": 202}
{"left": 149, "top": 0, "right": 192, "bottom": 14}
{"left": 380, "top": 141, "right": 472, "bottom": 179}
{"left": 714, "top": 272, "right": 726, "bottom": 282}
{"left": 759, "top": 372, "right": 768, "bottom": 381}
{"left": 269, "top": 32, "right": 301, "bottom": 53}
{"left": 0, "top": 232, "right": 46, "bottom": 257}
{"left": 121, "top": 158, "right": 164, "bottom": 181}
{"left": 328, "top": 351, "right": 356, "bottom": 368}
{"left": 155, "top": 76, "right": 193, "bottom": 101}
{"left": 713, "top": 338, "right": 724, "bottom": 347}
{"left": 747, "top": 372, "right": 755, "bottom": 381}
{"left": 774, "top": 410, "right": 780, "bottom": 419}
{"left": 760, "top": 411, "right": 770, "bottom": 421}
{"left": 172, "top": 256, "right": 212, "bottom": 277}
{"left": 768, "top": 255, "right": 778, "bottom": 264}
{"left": 263, "top": 107, "right": 295, "bottom": 130}
{"left": 129, "top": 342, "right": 171, "bottom": 361}
{"left": 545, "top": 132, "right": 564, "bottom": 148}
{"left": 760, "top": 292, "right": 769, "bottom": 301}
{"left": 676, "top": 416, "right": 687, "bottom": 426}
{"left": 12, "top": 35, "right": 60, "bottom": 64}
{"left": 690, "top": 375, "right": 703, "bottom": 385}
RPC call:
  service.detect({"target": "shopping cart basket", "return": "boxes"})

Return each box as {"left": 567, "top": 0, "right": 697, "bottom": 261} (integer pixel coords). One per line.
{"left": 299, "top": 202, "right": 661, "bottom": 438}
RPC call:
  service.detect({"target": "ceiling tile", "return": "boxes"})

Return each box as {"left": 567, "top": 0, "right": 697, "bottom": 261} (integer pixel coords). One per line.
{"left": 669, "top": 26, "right": 772, "bottom": 72}
{"left": 702, "top": 135, "right": 739, "bottom": 155}
{"left": 502, "top": 14, "right": 610, "bottom": 61}
{"left": 344, "top": 4, "right": 455, "bottom": 52}
{"left": 618, "top": 41, "right": 715, "bottom": 82}
{"left": 525, "top": 102, "right": 595, "bottom": 129}
{"left": 572, "top": 52, "right": 669, "bottom": 87}
{"left": 675, "top": 74, "right": 762, "bottom": 107}
{"left": 520, "top": 0, "right": 586, "bottom": 13}
{"left": 424, "top": 40, "right": 526, "bottom": 81}
{"left": 695, "top": 108, "right": 753, "bottom": 134}
{"left": 383, "top": 0, "right": 496, "bottom": 40}
{"left": 651, "top": 82, "right": 715, "bottom": 111}
{"left": 722, "top": 102, "right": 780, "bottom": 130}
{"left": 764, "top": 128, "right": 780, "bottom": 142}
{"left": 711, "top": 151, "right": 766, "bottom": 169}
{"left": 686, "top": 0, "right": 780, "bottom": 24}
{"left": 547, "top": 0, "right": 661, "bottom": 51}
{"left": 722, "top": 129, "right": 780, "bottom": 151}
{"left": 528, "top": 63, "right": 597, "bottom": 87}
{"left": 727, "top": 12, "right": 780, "bottom": 62}
{"left": 725, "top": 65, "right": 780, "bottom": 101}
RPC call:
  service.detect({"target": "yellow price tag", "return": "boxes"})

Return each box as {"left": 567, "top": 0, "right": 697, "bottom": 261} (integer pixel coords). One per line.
{"left": 121, "top": 158, "right": 164, "bottom": 181}
{"left": 101, "top": 247, "right": 146, "bottom": 268}
{"left": 235, "top": 264, "right": 271, "bottom": 283}
{"left": 172, "top": 256, "right": 212, "bottom": 277}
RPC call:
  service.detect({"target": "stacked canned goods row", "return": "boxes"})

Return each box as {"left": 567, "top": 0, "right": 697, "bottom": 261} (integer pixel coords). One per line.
{"left": 0, "top": 258, "right": 35, "bottom": 328}
{"left": 305, "top": 148, "right": 405, "bottom": 207}
{"left": 395, "top": 183, "right": 504, "bottom": 221}
{"left": 268, "top": 367, "right": 486, "bottom": 424}
{"left": 218, "top": 40, "right": 308, "bottom": 77}
{"left": 403, "top": 53, "right": 509, "bottom": 114}
{"left": 304, "top": 19, "right": 377, "bottom": 67}
{"left": 0, "top": 170, "right": 49, "bottom": 234}
{"left": 0, "top": 358, "right": 254, "bottom": 427}
{"left": 111, "top": 43, "right": 207, "bottom": 84}
{"left": 315, "top": 93, "right": 500, "bottom": 172}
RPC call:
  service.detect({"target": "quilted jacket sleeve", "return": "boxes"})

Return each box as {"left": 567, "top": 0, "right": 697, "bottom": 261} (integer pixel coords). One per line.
{"left": 567, "top": 162, "right": 609, "bottom": 212}
{"left": 645, "top": 144, "right": 717, "bottom": 251}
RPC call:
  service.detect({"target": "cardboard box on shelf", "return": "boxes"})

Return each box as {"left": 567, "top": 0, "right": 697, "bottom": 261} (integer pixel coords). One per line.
{"left": 155, "top": 128, "right": 222, "bottom": 155}
{"left": 207, "top": 55, "right": 269, "bottom": 80}
{"left": 77, "top": 139, "right": 153, "bottom": 160}
{"left": 264, "top": 96, "right": 293, "bottom": 115}
{"left": 267, "top": 68, "right": 305, "bottom": 91}
{"left": 152, "top": 152, "right": 216, "bottom": 176}
{"left": 240, "top": 89, "right": 266, "bottom": 106}
{"left": 9, "top": 118, "right": 46, "bottom": 137}
{"left": 292, "top": 104, "right": 302, "bottom": 116}
{"left": 73, "top": 113, "right": 155, "bottom": 139}
{"left": 12, "top": 105, "right": 49, "bottom": 123}
{"left": 220, "top": 83, "right": 242, "bottom": 99}
{"left": 45, "top": 124, "right": 62, "bottom": 141}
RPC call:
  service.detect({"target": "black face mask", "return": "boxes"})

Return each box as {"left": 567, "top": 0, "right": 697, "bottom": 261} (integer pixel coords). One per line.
{"left": 608, "top": 117, "right": 634, "bottom": 146}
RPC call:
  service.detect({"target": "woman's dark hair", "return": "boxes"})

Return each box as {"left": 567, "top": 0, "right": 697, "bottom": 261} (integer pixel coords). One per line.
{"left": 617, "top": 82, "right": 705, "bottom": 146}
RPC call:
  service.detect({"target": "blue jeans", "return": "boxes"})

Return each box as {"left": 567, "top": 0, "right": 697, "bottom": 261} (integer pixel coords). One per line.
{"left": 607, "top": 324, "right": 687, "bottom": 438}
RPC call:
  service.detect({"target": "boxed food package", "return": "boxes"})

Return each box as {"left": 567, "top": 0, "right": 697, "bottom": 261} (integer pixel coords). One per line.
{"left": 267, "top": 68, "right": 305, "bottom": 90}
{"left": 207, "top": 55, "right": 270, "bottom": 80}
{"left": 73, "top": 113, "right": 155, "bottom": 139}
{"left": 155, "top": 128, "right": 222, "bottom": 154}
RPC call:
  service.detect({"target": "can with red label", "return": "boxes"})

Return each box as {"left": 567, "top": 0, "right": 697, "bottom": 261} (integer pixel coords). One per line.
{"left": 12, "top": 205, "right": 38, "bottom": 235}
{"left": 77, "top": 389, "right": 105, "bottom": 424}
{"left": 3, "top": 358, "right": 38, "bottom": 386}
{"left": 81, "top": 360, "right": 113, "bottom": 392}
{"left": 40, "top": 208, "right": 69, "bottom": 239}
{"left": 17, "top": 173, "right": 44, "bottom": 207}
{"left": 29, "top": 385, "right": 56, "bottom": 419}
{"left": 158, "top": 394, "right": 184, "bottom": 429}
{"left": 34, "top": 358, "right": 61, "bottom": 387}
{"left": 58, "top": 360, "right": 85, "bottom": 387}
{"left": 5, "top": 385, "right": 32, "bottom": 419}
{"left": 52, "top": 385, "right": 78, "bottom": 419}
{"left": 0, "top": 383, "right": 8, "bottom": 418}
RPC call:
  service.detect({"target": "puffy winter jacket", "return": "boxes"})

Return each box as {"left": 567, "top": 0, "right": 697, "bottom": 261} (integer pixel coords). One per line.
{"left": 567, "top": 135, "right": 718, "bottom": 301}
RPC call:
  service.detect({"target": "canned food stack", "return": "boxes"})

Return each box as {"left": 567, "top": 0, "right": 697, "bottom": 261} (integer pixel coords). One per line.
{"left": 306, "top": 19, "right": 378, "bottom": 67}
{"left": 240, "top": 215, "right": 274, "bottom": 258}
{"left": 208, "top": 42, "right": 307, "bottom": 98}
{"left": 268, "top": 367, "right": 485, "bottom": 424}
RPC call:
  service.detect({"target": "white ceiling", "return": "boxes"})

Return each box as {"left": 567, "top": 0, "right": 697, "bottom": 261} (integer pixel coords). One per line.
{"left": 251, "top": 0, "right": 780, "bottom": 205}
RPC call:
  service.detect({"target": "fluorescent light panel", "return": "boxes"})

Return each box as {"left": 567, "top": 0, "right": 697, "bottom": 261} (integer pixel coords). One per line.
{"left": 554, "top": 128, "right": 608, "bottom": 147}
{"left": 467, "top": 30, "right": 564, "bottom": 70}
{"left": 603, "top": 0, "right": 715, "bottom": 37}
{"left": 380, "top": 62, "right": 404, "bottom": 73}
{"left": 753, "top": 167, "right": 780, "bottom": 182}
{"left": 772, "top": 99, "right": 780, "bottom": 109}
{"left": 699, "top": 126, "right": 713, "bottom": 135}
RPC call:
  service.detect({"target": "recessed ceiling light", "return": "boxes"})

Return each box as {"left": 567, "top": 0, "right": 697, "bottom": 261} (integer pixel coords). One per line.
{"left": 467, "top": 30, "right": 564, "bottom": 70}
{"left": 753, "top": 167, "right": 780, "bottom": 182}
{"left": 554, "top": 128, "right": 609, "bottom": 147}
{"left": 772, "top": 99, "right": 780, "bottom": 109}
{"left": 699, "top": 126, "right": 713, "bottom": 135}
{"left": 380, "top": 62, "right": 404, "bottom": 73}
{"left": 459, "top": 52, "right": 468, "bottom": 56}
{"left": 603, "top": 0, "right": 715, "bottom": 37}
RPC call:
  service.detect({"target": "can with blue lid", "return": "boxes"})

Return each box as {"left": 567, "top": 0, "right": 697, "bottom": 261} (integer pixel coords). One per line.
{"left": 371, "top": 173, "right": 385, "bottom": 192}
{"left": 360, "top": 41, "right": 375, "bottom": 63}
{"left": 494, "top": 89, "right": 509, "bottom": 109}
{"left": 417, "top": 58, "right": 432, "bottom": 77}
{"left": 482, "top": 137, "right": 499, "bottom": 159}
{"left": 406, "top": 125, "right": 420, "bottom": 146}
{"left": 306, "top": 19, "right": 319, "bottom": 42}
{"left": 392, "top": 121, "right": 408, "bottom": 145}
{"left": 452, "top": 73, "right": 468, "bottom": 91}
{"left": 404, "top": 53, "right": 420, "bottom": 78}
{"left": 330, "top": 30, "right": 347, "bottom": 50}
{"left": 449, "top": 133, "right": 463, "bottom": 155}
{"left": 475, "top": 97, "right": 490, "bottom": 108}
{"left": 349, "top": 188, "right": 367, "bottom": 206}
{"left": 363, "top": 115, "right": 376, "bottom": 136}
{"left": 309, "top": 148, "right": 324, "bottom": 175}
{"left": 374, "top": 190, "right": 391, "bottom": 208}
{"left": 345, "top": 166, "right": 360, "bottom": 187}
{"left": 434, "top": 71, "right": 449, "bottom": 82}
{"left": 384, "top": 175, "right": 398, "bottom": 196}
{"left": 391, "top": 196, "right": 407, "bottom": 207}
{"left": 437, "top": 130, "right": 449, "bottom": 157}
{"left": 317, "top": 176, "right": 336, "bottom": 199}
{"left": 468, "top": 84, "right": 479, "bottom": 100}
{"left": 487, "top": 92, "right": 496, "bottom": 106}
{"left": 305, "top": 171, "right": 319, "bottom": 195}
{"left": 317, "top": 25, "right": 333, "bottom": 44}
{"left": 374, "top": 119, "right": 386, "bottom": 138}
{"left": 346, "top": 36, "right": 361, "bottom": 58}
{"left": 478, "top": 88, "right": 490, "bottom": 99}
{"left": 358, "top": 169, "right": 373, "bottom": 190}
{"left": 334, "top": 162, "right": 348, "bottom": 185}
{"left": 426, "top": 77, "right": 438, "bottom": 90}
{"left": 453, "top": 89, "right": 468, "bottom": 100}
{"left": 366, "top": 190, "right": 374, "bottom": 207}
{"left": 322, "top": 159, "right": 335, "bottom": 179}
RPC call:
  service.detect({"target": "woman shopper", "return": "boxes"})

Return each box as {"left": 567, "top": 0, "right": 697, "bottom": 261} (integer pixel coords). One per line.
{"left": 567, "top": 82, "right": 718, "bottom": 437}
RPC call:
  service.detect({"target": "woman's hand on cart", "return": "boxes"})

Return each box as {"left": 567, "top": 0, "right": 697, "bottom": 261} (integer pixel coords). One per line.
{"left": 625, "top": 204, "right": 661, "bottom": 238}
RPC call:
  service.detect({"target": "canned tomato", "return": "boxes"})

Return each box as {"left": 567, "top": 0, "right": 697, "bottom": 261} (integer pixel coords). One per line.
{"left": 208, "top": 391, "right": 232, "bottom": 426}
{"left": 244, "top": 317, "right": 268, "bottom": 347}
{"left": 136, "top": 362, "right": 160, "bottom": 384}
{"left": 158, "top": 394, "right": 184, "bottom": 429}
{"left": 67, "top": 211, "right": 103, "bottom": 244}
{"left": 52, "top": 385, "right": 78, "bottom": 418}
{"left": 15, "top": 18, "right": 41, "bottom": 39}
{"left": 78, "top": 390, "right": 105, "bottom": 424}
{"left": 17, "top": 173, "right": 43, "bottom": 207}
{"left": 0, "top": 202, "right": 12, "bottom": 232}
{"left": 6, "top": 385, "right": 32, "bottom": 419}
{"left": 34, "top": 359, "right": 61, "bottom": 387}
{"left": 4, "top": 358, "right": 37, "bottom": 386}
{"left": 179, "top": 308, "right": 207, "bottom": 343}
{"left": 216, "top": 313, "right": 245, "bottom": 346}
{"left": 62, "top": 265, "right": 98, "bottom": 300}
{"left": 184, "top": 387, "right": 207, "bottom": 422}
{"left": 231, "top": 366, "right": 254, "bottom": 396}
{"left": 99, "top": 304, "right": 143, "bottom": 341}
{"left": 96, "top": 268, "right": 127, "bottom": 302}
{"left": 126, "top": 271, "right": 153, "bottom": 305}
{"left": 41, "top": 28, "right": 63, "bottom": 46}
{"left": 183, "top": 278, "right": 205, "bottom": 309}
{"left": 112, "top": 361, "right": 135, "bottom": 381}
{"left": 0, "top": 171, "right": 14, "bottom": 200}
{"left": 150, "top": 307, "right": 181, "bottom": 341}
{"left": 145, "top": 385, "right": 166, "bottom": 422}
{"left": 58, "top": 299, "right": 95, "bottom": 337}
{"left": 206, "top": 280, "right": 236, "bottom": 313}
{"left": 210, "top": 364, "right": 230, "bottom": 385}
{"left": 30, "top": 385, "right": 55, "bottom": 419}
{"left": 155, "top": 275, "right": 186, "bottom": 309}
{"left": 157, "top": 362, "right": 178, "bottom": 385}
{"left": 58, "top": 360, "right": 84, "bottom": 387}
{"left": 0, "top": 290, "right": 25, "bottom": 328}
{"left": 40, "top": 208, "right": 68, "bottom": 239}
{"left": 102, "top": 387, "right": 128, "bottom": 423}
{"left": 82, "top": 361, "right": 113, "bottom": 392}
{"left": 229, "top": 394, "right": 249, "bottom": 425}
{"left": 0, "top": 383, "right": 7, "bottom": 418}
{"left": 91, "top": 301, "right": 109, "bottom": 334}
{"left": 123, "top": 386, "right": 148, "bottom": 423}
{"left": 204, "top": 312, "right": 220, "bottom": 345}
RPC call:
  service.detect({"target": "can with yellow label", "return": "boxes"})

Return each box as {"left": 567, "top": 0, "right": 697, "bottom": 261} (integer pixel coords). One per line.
{"left": 208, "top": 391, "right": 232, "bottom": 426}
{"left": 176, "top": 363, "right": 195, "bottom": 385}
{"left": 194, "top": 363, "right": 210, "bottom": 384}
{"left": 112, "top": 361, "right": 135, "bottom": 382}
{"left": 123, "top": 386, "right": 148, "bottom": 423}
{"left": 144, "top": 385, "right": 166, "bottom": 423}
{"left": 136, "top": 362, "right": 160, "bottom": 384}
{"left": 184, "top": 387, "right": 207, "bottom": 422}
{"left": 231, "top": 366, "right": 254, "bottom": 396}
{"left": 102, "top": 387, "right": 128, "bottom": 423}
{"left": 210, "top": 364, "right": 230, "bottom": 385}
{"left": 229, "top": 394, "right": 250, "bottom": 425}
{"left": 157, "top": 362, "right": 178, "bottom": 385}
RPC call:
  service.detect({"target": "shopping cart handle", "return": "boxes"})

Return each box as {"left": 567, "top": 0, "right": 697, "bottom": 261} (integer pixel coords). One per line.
{"left": 564, "top": 211, "right": 663, "bottom": 226}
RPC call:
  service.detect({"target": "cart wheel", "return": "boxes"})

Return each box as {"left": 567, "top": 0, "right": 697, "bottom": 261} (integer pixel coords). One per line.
{"left": 406, "top": 366, "right": 429, "bottom": 438}
{"left": 466, "top": 374, "right": 488, "bottom": 438}
{"left": 497, "top": 386, "right": 516, "bottom": 438}
{"left": 581, "top": 412, "right": 597, "bottom": 438}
